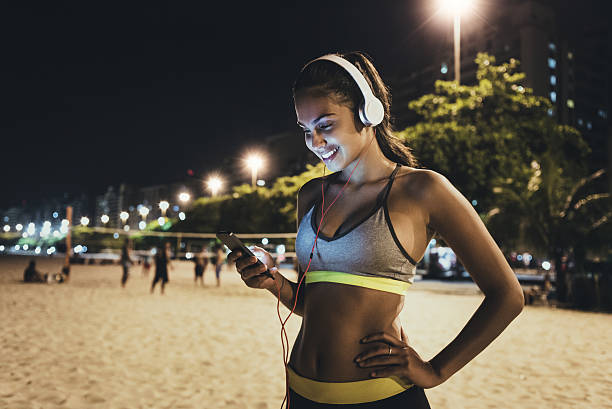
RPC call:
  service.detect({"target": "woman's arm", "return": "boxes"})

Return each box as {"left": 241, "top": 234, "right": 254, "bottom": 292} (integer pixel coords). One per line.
{"left": 424, "top": 171, "right": 524, "bottom": 383}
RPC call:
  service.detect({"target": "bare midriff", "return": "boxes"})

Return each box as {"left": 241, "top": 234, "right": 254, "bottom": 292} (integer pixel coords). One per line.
{"left": 288, "top": 281, "right": 405, "bottom": 382}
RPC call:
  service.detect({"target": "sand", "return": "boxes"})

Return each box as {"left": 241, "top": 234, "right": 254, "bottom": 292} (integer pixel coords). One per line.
{"left": 1, "top": 255, "right": 611, "bottom": 409}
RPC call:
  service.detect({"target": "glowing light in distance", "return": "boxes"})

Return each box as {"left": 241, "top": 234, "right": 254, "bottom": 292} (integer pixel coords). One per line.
{"left": 82, "top": 246, "right": 88, "bottom": 253}
{"left": 74, "top": 245, "right": 83, "bottom": 253}
{"left": 47, "top": 246, "right": 56, "bottom": 255}
{"left": 276, "top": 244, "right": 286, "bottom": 255}
{"left": 101, "top": 214, "right": 110, "bottom": 224}
{"left": 59, "top": 225, "right": 68, "bottom": 234}
{"left": 80, "top": 216, "right": 90, "bottom": 226}
{"left": 15, "top": 245, "right": 20, "bottom": 250}
{"left": 22, "top": 232, "right": 28, "bottom": 238}
{"left": 119, "top": 211, "right": 129, "bottom": 222}
{"left": 185, "top": 252, "right": 193, "bottom": 259}
{"left": 206, "top": 176, "right": 223, "bottom": 196}
{"left": 35, "top": 246, "right": 41, "bottom": 254}
{"left": 542, "top": 261, "right": 551, "bottom": 271}
{"left": 139, "top": 207, "right": 149, "bottom": 217}
{"left": 438, "top": 0, "right": 474, "bottom": 15}
{"left": 157, "top": 217, "right": 165, "bottom": 226}
{"left": 53, "top": 230, "right": 61, "bottom": 238}
{"left": 27, "top": 223, "right": 35, "bottom": 235}
{"left": 2, "top": 225, "right": 9, "bottom": 232}
{"left": 123, "top": 225, "right": 130, "bottom": 232}
{"left": 61, "top": 219, "right": 68, "bottom": 226}
{"left": 159, "top": 201, "right": 170, "bottom": 212}
{"left": 0, "top": 245, "right": 4, "bottom": 251}
{"left": 261, "top": 237, "right": 269, "bottom": 245}
{"left": 178, "top": 212, "right": 186, "bottom": 221}
{"left": 52, "top": 212, "right": 59, "bottom": 218}
{"left": 256, "top": 179, "right": 265, "bottom": 186}
{"left": 15, "top": 224, "right": 23, "bottom": 231}
{"left": 139, "top": 221, "right": 146, "bottom": 230}
{"left": 113, "top": 233, "right": 119, "bottom": 239}
{"left": 178, "top": 192, "right": 190, "bottom": 202}
{"left": 23, "top": 244, "right": 29, "bottom": 251}
{"left": 246, "top": 153, "right": 264, "bottom": 172}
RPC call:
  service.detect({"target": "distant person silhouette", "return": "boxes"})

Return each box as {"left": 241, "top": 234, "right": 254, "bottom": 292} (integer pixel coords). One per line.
{"left": 23, "top": 260, "right": 46, "bottom": 283}
{"left": 211, "top": 242, "right": 225, "bottom": 287}
{"left": 151, "top": 242, "right": 172, "bottom": 294}
{"left": 193, "top": 249, "right": 208, "bottom": 286}
{"left": 120, "top": 239, "right": 134, "bottom": 287}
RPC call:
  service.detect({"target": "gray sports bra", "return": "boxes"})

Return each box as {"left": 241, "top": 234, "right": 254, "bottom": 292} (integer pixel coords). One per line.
{"left": 295, "top": 164, "right": 418, "bottom": 295}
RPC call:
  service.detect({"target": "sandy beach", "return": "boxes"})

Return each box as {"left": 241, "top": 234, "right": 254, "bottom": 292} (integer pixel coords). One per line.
{"left": 1, "top": 255, "right": 610, "bottom": 409}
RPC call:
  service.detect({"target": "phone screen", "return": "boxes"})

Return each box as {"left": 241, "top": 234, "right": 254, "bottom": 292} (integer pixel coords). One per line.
{"left": 216, "top": 231, "right": 273, "bottom": 278}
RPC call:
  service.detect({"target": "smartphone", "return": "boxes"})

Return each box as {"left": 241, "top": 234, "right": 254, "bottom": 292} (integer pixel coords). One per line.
{"left": 216, "top": 231, "right": 273, "bottom": 279}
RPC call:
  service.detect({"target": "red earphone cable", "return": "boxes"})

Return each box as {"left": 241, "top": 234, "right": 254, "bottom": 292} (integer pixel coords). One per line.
{"left": 277, "top": 134, "right": 376, "bottom": 408}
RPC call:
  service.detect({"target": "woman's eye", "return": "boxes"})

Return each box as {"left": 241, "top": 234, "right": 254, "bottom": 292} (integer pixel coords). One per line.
{"left": 319, "top": 123, "right": 332, "bottom": 130}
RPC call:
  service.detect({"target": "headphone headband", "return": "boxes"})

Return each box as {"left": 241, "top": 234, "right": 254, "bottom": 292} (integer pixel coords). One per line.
{"left": 306, "top": 54, "right": 385, "bottom": 127}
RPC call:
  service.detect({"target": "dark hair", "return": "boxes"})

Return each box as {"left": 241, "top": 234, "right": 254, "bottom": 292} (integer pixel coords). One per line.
{"left": 292, "top": 51, "right": 418, "bottom": 167}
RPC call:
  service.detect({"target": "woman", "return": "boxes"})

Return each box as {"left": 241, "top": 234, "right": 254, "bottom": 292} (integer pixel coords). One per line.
{"left": 228, "top": 52, "right": 524, "bottom": 408}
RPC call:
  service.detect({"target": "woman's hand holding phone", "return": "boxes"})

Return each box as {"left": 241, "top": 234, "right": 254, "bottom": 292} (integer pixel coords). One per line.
{"left": 228, "top": 246, "right": 279, "bottom": 291}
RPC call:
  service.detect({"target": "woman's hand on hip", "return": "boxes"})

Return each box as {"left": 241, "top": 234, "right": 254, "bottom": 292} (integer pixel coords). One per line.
{"left": 354, "top": 328, "right": 444, "bottom": 389}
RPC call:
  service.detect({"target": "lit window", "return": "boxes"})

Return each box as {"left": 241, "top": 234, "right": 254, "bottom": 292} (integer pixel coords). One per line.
{"left": 577, "top": 118, "right": 583, "bottom": 126}
{"left": 548, "top": 42, "right": 556, "bottom": 52}
{"left": 441, "top": 62, "right": 448, "bottom": 74}
{"left": 587, "top": 121, "right": 592, "bottom": 130}
{"left": 567, "top": 99, "right": 574, "bottom": 109}
{"left": 550, "top": 91, "right": 557, "bottom": 103}
{"left": 567, "top": 52, "right": 573, "bottom": 60}
{"left": 548, "top": 58, "right": 556, "bottom": 69}
{"left": 550, "top": 75, "right": 557, "bottom": 86}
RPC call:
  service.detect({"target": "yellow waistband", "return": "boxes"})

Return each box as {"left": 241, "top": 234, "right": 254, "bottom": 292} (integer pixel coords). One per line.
{"left": 305, "top": 271, "right": 411, "bottom": 295}
{"left": 287, "top": 366, "right": 413, "bottom": 404}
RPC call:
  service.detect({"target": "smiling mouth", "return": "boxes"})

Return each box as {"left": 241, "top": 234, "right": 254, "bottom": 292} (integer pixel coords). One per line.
{"left": 321, "top": 147, "right": 339, "bottom": 159}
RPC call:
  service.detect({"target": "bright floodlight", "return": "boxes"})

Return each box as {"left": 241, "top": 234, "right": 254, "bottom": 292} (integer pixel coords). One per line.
{"left": 101, "top": 214, "right": 110, "bottom": 224}
{"left": 80, "top": 216, "right": 90, "bottom": 226}
{"left": 15, "top": 224, "right": 23, "bottom": 231}
{"left": 246, "top": 153, "right": 264, "bottom": 171}
{"left": 119, "top": 211, "right": 129, "bottom": 222}
{"left": 138, "top": 221, "right": 146, "bottom": 230}
{"left": 3, "top": 225, "right": 9, "bottom": 232}
{"left": 139, "top": 207, "right": 150, "bottom": 217}
{"left": 178, "top": 212, "right": 186, "bottom": 221}
{"left": 439, "top": 0, "right": 474, "bottom": 15}
{"left": 178, "top": 192, "right": 190, "bottom": 202}
{"left": 207, "top": 176, "right": 223, "bottom": 196}
{"left": 159, "top": 201, "right": 170, "bottom": 211}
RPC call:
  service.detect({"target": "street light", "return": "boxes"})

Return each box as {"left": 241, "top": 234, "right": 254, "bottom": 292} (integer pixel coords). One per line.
{"left": 101, "top": 214, "right": 110, "bottom": 225}
{"left": 245, "top": 153, "right": 264, "bottom": 188}
{"left": 178, "top": 192, "right": 190, "bottom": 203}
{"left": 159, "top": 201, "right": 169, "bottom": 217}
{"left": 438, "top": 0, "right": 474, "bottom": 85}
{"left": 119, "top": 211, "right": 129, "bottom": 226}
{"left": 80, "top": 216, "right": 90, "bottom": 227}
{"left": 206, "top": 176, "right": 223, "bottom": 197}
{"left": 139, "top": 206, "right": 150, "bottom": 220}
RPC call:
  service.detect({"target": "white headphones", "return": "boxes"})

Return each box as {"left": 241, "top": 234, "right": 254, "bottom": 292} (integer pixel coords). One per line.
{"left": 309, "top": 54, "right": 385, "bottom": 127}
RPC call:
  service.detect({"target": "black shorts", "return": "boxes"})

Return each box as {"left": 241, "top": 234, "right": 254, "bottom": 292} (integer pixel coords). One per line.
{"left": 153, "top": 269, "right": 168, "bottom": 284}
{"left": 195, "top": 266, "right": 204, "bottom": 277}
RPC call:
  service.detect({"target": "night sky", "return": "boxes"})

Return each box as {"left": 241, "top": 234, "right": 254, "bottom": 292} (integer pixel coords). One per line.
{"left": 1, "top": 1, "right": 444, "bottom": 208}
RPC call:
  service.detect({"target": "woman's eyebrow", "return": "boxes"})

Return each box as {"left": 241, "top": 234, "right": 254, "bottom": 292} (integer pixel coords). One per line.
{"left": 297, "top": 113, "right": 335, "bottom": 126}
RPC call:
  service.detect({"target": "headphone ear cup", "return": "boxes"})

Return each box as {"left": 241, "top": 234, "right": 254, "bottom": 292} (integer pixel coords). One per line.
{"left": 363, "top": 97, "right": 384, "bottom": 127}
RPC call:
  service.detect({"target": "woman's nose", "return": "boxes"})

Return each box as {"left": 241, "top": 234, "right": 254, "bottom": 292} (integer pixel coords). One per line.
{"left": 311, "top": 130, "right": 326, "bottom": 149}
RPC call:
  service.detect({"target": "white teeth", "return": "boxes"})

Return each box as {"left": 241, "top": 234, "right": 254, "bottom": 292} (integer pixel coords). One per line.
{"left": 321, "top": 147, "right": 338, "bottom": 159}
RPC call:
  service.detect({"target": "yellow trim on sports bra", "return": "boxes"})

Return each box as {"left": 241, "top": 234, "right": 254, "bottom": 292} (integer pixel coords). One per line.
{"left": 305, "top": 270, "right": 411, "bottom": 295}
{"left": 287, "top": 366, "right": 413, "bottom": 404}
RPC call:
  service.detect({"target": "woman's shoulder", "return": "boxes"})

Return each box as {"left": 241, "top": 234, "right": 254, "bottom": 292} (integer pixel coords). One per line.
{"left": 394, "top": 167, "right": 448, "bottom": 199}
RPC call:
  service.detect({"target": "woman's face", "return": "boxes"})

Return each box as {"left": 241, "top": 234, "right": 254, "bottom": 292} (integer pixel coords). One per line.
{"left": 295, "top": 91, "right": 368, "bottom": 172}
